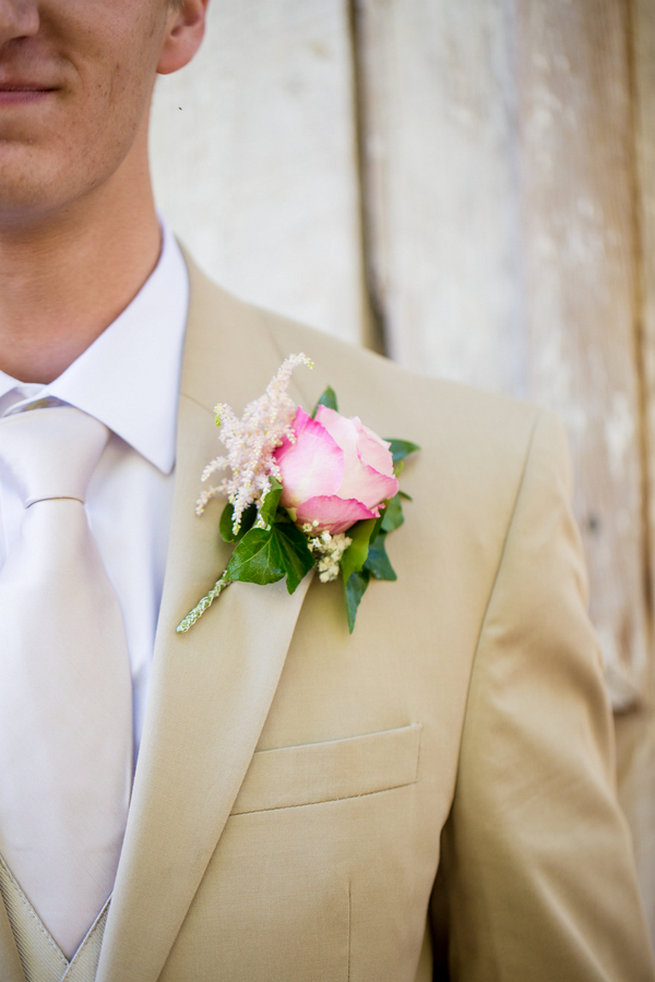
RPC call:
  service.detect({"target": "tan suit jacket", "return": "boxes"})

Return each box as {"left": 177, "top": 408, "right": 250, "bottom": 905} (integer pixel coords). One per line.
{"left": 1, "top": 259, "right": 653, "bottom": 981}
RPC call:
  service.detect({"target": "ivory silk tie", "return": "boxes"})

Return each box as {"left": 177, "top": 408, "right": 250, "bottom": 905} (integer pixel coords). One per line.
{"left": 0, "top": 406, "right": 133, "bottom": 959}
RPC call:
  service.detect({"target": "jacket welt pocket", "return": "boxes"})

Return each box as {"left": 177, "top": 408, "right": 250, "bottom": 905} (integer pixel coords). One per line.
{"left": 231, "top": 722, "right": 422, "bottom": 815}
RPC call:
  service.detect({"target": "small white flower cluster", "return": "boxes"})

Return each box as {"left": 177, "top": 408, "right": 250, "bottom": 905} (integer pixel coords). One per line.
{"left": 197, "top": 353, "right": 313, "bottom": 531}
{"left": 305, "top": 525, "right": 352, "bottom": 583}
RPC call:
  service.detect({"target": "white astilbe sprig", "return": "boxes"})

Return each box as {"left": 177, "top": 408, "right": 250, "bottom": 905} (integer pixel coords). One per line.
{"left": 196, "top": 353, "right": 313, "bottom": 532}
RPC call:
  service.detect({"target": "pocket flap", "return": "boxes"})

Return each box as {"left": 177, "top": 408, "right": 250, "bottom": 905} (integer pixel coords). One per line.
{"left": 232, "top": 723, "right": 422, "bottom": 814}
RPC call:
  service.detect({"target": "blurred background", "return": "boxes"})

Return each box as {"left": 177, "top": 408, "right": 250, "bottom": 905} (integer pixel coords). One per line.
{"left": 150, "top": 0, "right": 655, "bottom": 942}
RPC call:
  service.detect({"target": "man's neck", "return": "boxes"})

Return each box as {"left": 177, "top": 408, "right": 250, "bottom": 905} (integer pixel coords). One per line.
{"left": 0, "top": 186, "right": 161, "bottom": 385}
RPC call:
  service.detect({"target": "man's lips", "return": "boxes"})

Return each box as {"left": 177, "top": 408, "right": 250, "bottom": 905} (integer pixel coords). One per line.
{"left": 0, "top": 84, "right": 56, "bottom": 104}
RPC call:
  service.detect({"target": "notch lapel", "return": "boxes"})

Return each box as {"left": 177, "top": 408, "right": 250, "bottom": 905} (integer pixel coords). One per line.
{"left": 97, "top": 263, "right": 314, "bottom": 982}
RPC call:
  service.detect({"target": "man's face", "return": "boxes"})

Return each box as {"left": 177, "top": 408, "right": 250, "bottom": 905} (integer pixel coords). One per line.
{"left": 0, "top": 0, "right": 186, "bottom": 228}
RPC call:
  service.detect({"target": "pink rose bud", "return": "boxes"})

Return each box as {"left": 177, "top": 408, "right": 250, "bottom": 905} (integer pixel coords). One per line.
{"left": 274, "top": 406, "right": 399, "bottom": 535}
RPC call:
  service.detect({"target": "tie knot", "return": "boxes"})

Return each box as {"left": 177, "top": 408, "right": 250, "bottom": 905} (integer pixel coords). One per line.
{"left": 0, "top": 407, "right": 109, "bottom": 507}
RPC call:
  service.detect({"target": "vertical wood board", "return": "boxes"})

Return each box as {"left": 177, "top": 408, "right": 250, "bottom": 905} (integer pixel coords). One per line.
{"left": 356, "top": 0, "right": 648, "bottom": 704}
{"left": 355, "top": 0, "right": 527, "bottom": 393}
{"left": 620, "top": 0, "right": 655, "bottom": 941}
{"left": 515, "top": 0, "right": 647, "bottom": 704}
{"left": 150, "top": 0, "right": 365, "bottom": 345}
{"left": 634, "top": 0, "right": 655, "bottom": 657}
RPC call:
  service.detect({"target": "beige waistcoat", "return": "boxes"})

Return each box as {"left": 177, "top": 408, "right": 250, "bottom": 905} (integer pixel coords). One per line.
{"left": 0, "top": 858, "right": 106, "bottom": 982}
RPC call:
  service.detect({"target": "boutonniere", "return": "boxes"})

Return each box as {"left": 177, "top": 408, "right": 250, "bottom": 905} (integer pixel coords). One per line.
{"left": 176, "top": 353, "right": 418, "bottom": 634}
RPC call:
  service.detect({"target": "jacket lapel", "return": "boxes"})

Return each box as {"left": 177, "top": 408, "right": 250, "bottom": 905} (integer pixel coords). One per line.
{"left": 97, "top": 262, "right": 314, "bottom": 982}
{"left": 0, "top": 902, "right": 25, "bottom": 982}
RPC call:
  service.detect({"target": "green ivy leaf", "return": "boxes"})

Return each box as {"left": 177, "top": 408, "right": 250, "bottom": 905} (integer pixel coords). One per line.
{"left": 380, "top": 493, "right": 404, "bottom": 533}
{"left": 344, "top": 568, "right": 370, "bottom": 633}
{"left": 274, "top": 521, "right": 315, "bottom": 593}
{"left": 219, "top": 501, "right": 257, "bottom": 542}
{"left": 340, "top": 518, "right": 377, "bottom": 584}
{"left": 312, "top": 385, "right": 338, "bottom": 416}
{"left": 225, "top": 520, "right": 314, "bottom": 593}
{"left": 226, "top": 527, "right": 285, "bottom": 584}
{"left": 259, "top": 477, "right": 282, "bottom": 527}
{"left": 386, "top": 438, "right": 420, "bottom": 465}
{"left": 364, "top": 532, "right": 397, "bottom": 581}
{"left": 219, "top": 502, "right": 237, "bottom": 542}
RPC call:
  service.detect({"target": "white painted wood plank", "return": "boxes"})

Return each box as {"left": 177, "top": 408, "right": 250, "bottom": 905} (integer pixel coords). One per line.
{"left": 150, "top": 0, "right": 365, "bottom": 345}
{"left": 356, "top": 0, "right": 648, "bottom": 707}
{"left": 515, "top": 0, "right": 647, "bottom": 706}
{"left": 356, "top": 0, "right": 526, "bottom": 393}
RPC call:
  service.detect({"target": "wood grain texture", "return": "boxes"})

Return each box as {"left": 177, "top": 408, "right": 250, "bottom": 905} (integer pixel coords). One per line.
{"left": 633, "top": 0, "right": 655, "bottom": 668}
{"left": 354, "top": 0, "right": 525, "bottom": 392}
{"left": 517, "top": 0, "right": 647, "bottom": 707}
{"left": 150, "top": 0, "right": 366, "bottom": 345}
{"left": 356, "top": 0, "right": 649, "bottom": 708}
{"left": 617, "top": 0, "right": 655, "bottom": 938}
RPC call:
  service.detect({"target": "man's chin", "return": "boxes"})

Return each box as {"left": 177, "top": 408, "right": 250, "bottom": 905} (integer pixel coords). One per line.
{"left": 0, "top": 185, "right": 70, "bottom": 235}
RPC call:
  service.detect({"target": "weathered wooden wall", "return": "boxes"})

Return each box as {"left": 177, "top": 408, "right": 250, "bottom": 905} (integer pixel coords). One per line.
{"left": 150, "top": 0, "right": 655, "bottom": 944}
{"left": 150, "top": 0, "right": 365, "bottom": 345}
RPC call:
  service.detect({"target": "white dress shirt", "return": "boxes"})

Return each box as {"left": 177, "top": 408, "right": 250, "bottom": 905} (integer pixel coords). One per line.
{"left": 0, "top": 221, "right": 189, "bottom": 755}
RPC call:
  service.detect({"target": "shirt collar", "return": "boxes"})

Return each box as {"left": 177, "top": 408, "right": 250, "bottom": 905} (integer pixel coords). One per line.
{"left": 0, "top": 220, "right": 189, "bottom": 475}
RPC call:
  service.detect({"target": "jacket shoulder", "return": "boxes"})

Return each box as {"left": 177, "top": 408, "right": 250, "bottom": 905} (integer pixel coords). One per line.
{"left": 185, "top": 257, "right": 555, "bottom": 456}
{"left": 182, "top": 256, "right": 570, "bottom": 528}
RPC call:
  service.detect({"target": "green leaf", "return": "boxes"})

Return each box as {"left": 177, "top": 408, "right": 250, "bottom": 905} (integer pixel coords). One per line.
{"left": 219, "top": 502, "right": 237, "bottom": 542}
{"left": 225, "top": 521, "right": 314, "bottom": 593}
{"left": 312, "top": 385, "right": 338, "bottom": 416}
{"left": 274, "top": 522, "right": 315, "bottom": 593}
{"left": 380, "top": 493, "right": 404, "bottom": 533}
{"left": 364, "top": 533, "right": 397, "bottom": 581}
{"left": 344, "top": 568, "right": 370, "bottom": 633}
{"left": 226, "top": 528, "right": 285, "bottom": 584}
{"left": 219, "top": 501, "right": 257, "bottom": 542}
{"left": 340, "top": 518, "right": 377, "bottom": 583}
{"left": 386, "top": 438, "right": 420, "bottom": 465}
{"left": 259, "top": 477, "right": 282, "bottom": 527}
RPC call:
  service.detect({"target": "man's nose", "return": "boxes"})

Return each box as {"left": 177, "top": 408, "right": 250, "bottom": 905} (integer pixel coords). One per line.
{"left": 0, "top": 0, "right": 39, "bottom": 45}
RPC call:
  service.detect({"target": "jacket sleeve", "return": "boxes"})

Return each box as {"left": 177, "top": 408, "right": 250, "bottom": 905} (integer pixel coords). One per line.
{"left": 434, "top": 410, "right": 655, "bottom": 981}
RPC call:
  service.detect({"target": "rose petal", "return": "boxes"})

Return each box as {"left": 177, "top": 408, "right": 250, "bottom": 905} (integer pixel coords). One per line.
{"left": 314, "top": 405, "right": 358, "bottom": 454}
{"left": 274, "top": 407, "right": 343, "bottom": 510}
{"left": 315, "top": 405, "right": 397, "bottom": 507}
{"left": 346, "top": 463, "right": 398, "bottom": 509}
{"left": 294, "top": 494, "right": 378, "bottom": 535}
{"left": 354, "top": 419, "right": 396, "bottom": 478}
